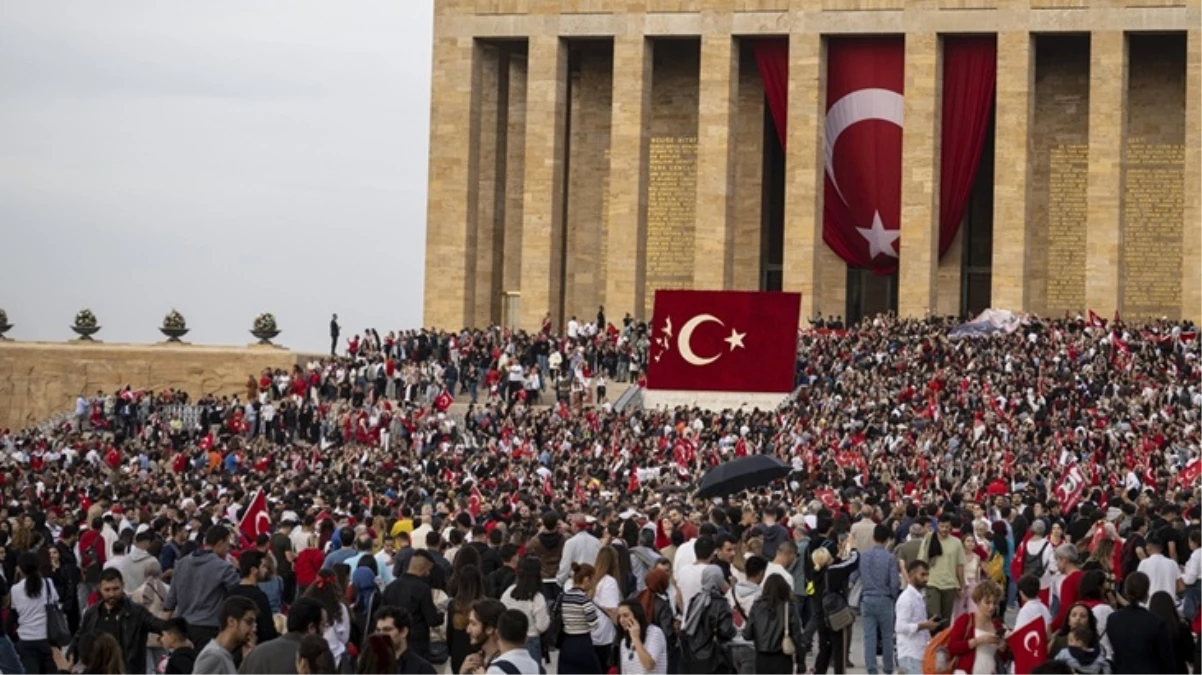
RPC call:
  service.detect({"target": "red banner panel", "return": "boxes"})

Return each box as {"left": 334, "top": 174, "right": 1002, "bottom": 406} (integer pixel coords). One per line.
{"left": 646, "top": 290, "right": 800, "bottom": 393}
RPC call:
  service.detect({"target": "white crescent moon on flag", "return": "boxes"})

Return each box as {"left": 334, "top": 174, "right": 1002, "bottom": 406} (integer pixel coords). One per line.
{"left": 1023, "top": 631, "right": 1040, "bottom": 654}
{"left": 256, "top": 512, "right": 270, "bottom": 535}
{"left": 677, "top": 314, "right": 724, "bottom": 366}
{"left": 824, "top": 88, "right": 905, "bottom": 205}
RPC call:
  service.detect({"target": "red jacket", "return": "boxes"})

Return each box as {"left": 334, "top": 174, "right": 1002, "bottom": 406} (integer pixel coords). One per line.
{"left": 947, "top": 613, "right": 1005, "bottom": 674}
{"left": 1050, "top": 569, "right": 1083, "bottom": 632}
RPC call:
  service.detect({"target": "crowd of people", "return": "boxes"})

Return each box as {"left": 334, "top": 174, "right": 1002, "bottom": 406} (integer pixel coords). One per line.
{"left": 0, "top": 311, "right": 1199, "bottom": 675}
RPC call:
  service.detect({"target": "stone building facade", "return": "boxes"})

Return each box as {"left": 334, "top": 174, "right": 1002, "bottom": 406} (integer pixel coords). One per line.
{"left": 423, "top": 0, "right": 1200, "bottom": 332}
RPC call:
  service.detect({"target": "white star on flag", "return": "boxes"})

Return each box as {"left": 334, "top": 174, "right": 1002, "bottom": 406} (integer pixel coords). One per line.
{"left": 857, "top": 210, "right": 900, "bottom": 259}
{"left": 724, "top": 329, "right": 746, "bottom": 351}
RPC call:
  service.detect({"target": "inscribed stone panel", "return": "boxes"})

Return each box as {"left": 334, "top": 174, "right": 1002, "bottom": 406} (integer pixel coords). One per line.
{"left": 1031, "top": 35, "right": 1090, "bottom": 316}
{"left": 1121, "top": 34, "right": 1186, "bottom": 320}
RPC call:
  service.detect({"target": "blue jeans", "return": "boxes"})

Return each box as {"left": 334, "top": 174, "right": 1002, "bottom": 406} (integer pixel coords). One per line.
{"left": 0, "top": 636, "right": 23, "bottom": 674}
{"left": 861, "top": 595, "right": 895, "bottom": 674}
{"left": 524, "top": 635, "right": 541, "bottom": 664}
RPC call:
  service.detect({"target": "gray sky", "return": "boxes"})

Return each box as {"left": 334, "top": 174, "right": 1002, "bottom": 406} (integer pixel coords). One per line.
{"left": 0, "top": 1, "right": 433, "bottom": 354}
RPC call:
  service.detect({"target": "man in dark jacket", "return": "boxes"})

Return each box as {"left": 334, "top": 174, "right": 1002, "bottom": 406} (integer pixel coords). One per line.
{"left": 163, "top": 525, "right": 241, "bottom": 649}
{"left": 1106, "top": 571, "right": 1175, "bottom": 674}
{"left": 75, "top": 567, "right": 166, "bottom": 675}
{"left": 54, "top": 525, "right": 83, "bottom": 633}
{"left": 527, "top": 511, "right": 565, "bottom": 596}
{"left": 382, "top": 551, "right": 444, "bottom": 662}
{"left": 227, "top": 551, "right": 280, "bottom": 646}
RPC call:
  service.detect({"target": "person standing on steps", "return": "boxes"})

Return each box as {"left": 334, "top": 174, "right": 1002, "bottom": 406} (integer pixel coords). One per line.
{"left": 329, "top": 313, "right": 340, "bottom": 356}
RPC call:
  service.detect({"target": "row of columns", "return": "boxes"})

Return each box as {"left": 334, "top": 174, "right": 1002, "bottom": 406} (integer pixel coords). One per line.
{"left": 423, "top": 28, "right": 1201, "bottom": 331}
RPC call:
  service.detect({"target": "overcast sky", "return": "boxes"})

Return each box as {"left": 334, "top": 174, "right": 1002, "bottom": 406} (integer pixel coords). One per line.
{"left": 0, "top": 1, "right": 433, "bottom": 354}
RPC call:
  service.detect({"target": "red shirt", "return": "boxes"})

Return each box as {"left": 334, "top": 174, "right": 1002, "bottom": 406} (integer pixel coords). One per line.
{"left": 295, "top": 548, "right": 325, "bottom": 587}
{"left": 1050, "top": 569, "right": 1083, "bottom": 631}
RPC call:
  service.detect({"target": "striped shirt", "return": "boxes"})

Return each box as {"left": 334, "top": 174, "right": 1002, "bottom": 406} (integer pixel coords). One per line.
{"left": 560, "top": 587, "right": 602, "bottom": 637}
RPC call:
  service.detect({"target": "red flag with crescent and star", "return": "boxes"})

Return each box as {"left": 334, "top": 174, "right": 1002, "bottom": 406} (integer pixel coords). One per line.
{"left": 238, "top": 488, "right": 270, "bottom": 545}
{"left": 823, "top": 37, "right": 904, "bottom": 272}
{"left": 1007, "top": 616, "right": 1048, "bottom": 675}
{"left": 1053, "top": 464, "right": 1087, "bottom": 515}
{"left": 647, "top": 290, "right": 801, "bottom": 393}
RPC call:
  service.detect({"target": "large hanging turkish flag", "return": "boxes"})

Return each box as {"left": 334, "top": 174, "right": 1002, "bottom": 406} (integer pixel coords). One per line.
{"left": 647, "top": 290, "right": 800, "bottom": 393}
{"left": 823, "top": 37, "right": 905, "bottom": 273}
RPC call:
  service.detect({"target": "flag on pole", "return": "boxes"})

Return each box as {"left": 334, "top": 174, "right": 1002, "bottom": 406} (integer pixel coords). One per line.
{"left": 435, "top": 389, "right": 454, "bottom": 413}
{"left": 1053, "top": 464, "right": 1087, "bottom": 515}
{"left": 238, "top": 488, "right": 270, "bottom": 545}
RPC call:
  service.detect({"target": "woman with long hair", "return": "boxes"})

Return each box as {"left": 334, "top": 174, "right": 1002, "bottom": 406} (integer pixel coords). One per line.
{"left": 83, "top": 631, "right": 126, "bottom": 674}
{"left": 637, "top": 567, "right": 678, "bottom": 673}
{"left": 258, "top": 552, "right": 285, "bottom": 615}
{"left": 305, "top": 569, "right": 352, "bottom": 672}
{"left": 1148, "top": 591, "right": 1195, "bottom": 674}
{"left": 297, "top": 633, "right": 338, "bottom": 674}
{"left": 500, "top": 556, "right": 550, "bottom": 662}
{"left": 558, "top": 563, "right": 605, "bottom": 675}
{"left": 590, "top": 545, "right": 623, "bottom": 668}
{"left": 743, "top": 575, "right": 803, "bottom": 675}
{"left": 1048, "top": 602, "right": 1100, "bottom": 659}
{"left": 447, "top": 563, "right": 485, "bottom": 674}
{"left": 355, "top": 633, "right": 398, "bottom": 675}
{"left": 11, "top": 552, "right": 60, "bottom": 674}
{"left": 447, "top": 545, "right": 482, "bottom": 596}
{"left": 617, "top": 598, "right": 668, "bottom": 674}
{"left": 1075, "top": 569, "right": 1115, "bottom": 658}
{"left": 810, "top": 544, "right": 859, "bottom": 674}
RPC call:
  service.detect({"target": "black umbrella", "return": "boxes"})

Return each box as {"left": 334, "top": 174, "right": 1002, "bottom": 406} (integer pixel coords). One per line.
{"left": 695, "top": 455, "right": 790, "bottom": 499}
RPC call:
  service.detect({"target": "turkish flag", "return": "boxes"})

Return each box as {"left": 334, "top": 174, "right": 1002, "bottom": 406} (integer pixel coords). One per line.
{"left": 1181, "top": 459, "right": 1201, "bottom": 487}
{"left": 238, "top": 488, "right": 270, "bottom": 545}
{"left": 435, "top": 389, "right": 453, "bottom": 413}
{"left": 1053, "top": 465, "right": 1087, "bottom": 514}
{"left": 647, "top": 290, "right": 800, "bottom": 393}
{"left": 824, "top": 37, "right": 904, "bottom": 272}
{"left": 1087, "top": 309, "right": 1107, "bottom": 328}
{"left": 468, "top": 486, "right": 483, "bottom": 518}
{"left": 1007, "top": 616, "right": 1048, "bottom": 675}
{"left": 816, "top": 489, "right": 840, "bottom": 510}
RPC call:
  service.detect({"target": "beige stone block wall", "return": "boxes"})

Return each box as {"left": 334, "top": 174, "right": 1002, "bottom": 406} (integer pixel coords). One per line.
{"left": 1186, "top": 29, "right": 1202, "bottom": 322}
{"left": 503, "top": 54, "right": 528, "bottom": 296}
{"left": 1084, "top": 31, "right": 1125, "bottom": 317}
{"left": 606, "top": 34, "right": 652, "bottom": 320}
{"left": 898, "top": 33, "right": 942, "bottom": 318}
{"left": 518, "top": 36, "right": 568, "bottom": 331}
{"left": 0, "top": 343, "right": 313, "bottom": 431}
{"left": 937, "top": 228, "right": 963, "bottom": 316}
{"left": 565, "top": 45, "right": 614, "bottom": 322}
{"left": 991, "top": 31, "right": 1034, "bottom": 313}
{"left": 733, "top": 54, "right": 765, "bottom": 291}
{"left": 694, "top": 30, "right": 739, "bottom": 290}
{"left": 424, "top": 37, "right": 481, "bottom": 330}
{"left": 473, "top": 45, "right": 502, "bottom": 327}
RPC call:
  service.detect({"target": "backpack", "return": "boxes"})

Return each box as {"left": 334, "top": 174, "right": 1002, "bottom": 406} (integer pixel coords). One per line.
{"left": 923, "top": 617, "right": 973, "bottom": 675}
{"left": 491, "top": 658, "right": 546, "bottom": 675}
{"left": 1023, "top": 541, "right": 1050, "bottom": 579}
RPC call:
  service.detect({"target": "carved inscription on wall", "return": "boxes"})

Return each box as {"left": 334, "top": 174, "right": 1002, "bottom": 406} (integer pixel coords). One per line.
{"left": 1045, "top": 144, "right": 1088, "bottom": 314}
{"left": 1121, "top": 140, "right": 1184, "bottom": 319}
{"left": 644, "top": 136, "right": 697, "bottom": 316}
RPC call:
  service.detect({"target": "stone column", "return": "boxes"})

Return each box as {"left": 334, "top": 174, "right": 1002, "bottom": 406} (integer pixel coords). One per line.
{"left": 693, "top": 32, "right": 739, "bottom": 290}
{"left": 519, "top": 35, "right": 568, "bottom": 331}
{"left": 991, "top": 31, "right": 1034, "bottom": 313}
{"left": 1085, "top": 31, "right": 1126, "bottom": 316}
{"left": 1184, "top": 29, "right": 1201, "bottom": 322}
{"left": 898, "top": 32, "right": 941, "bottom": 319}
{"left": 783, "top": 32, "right": 839, "bottom": 322}
{"left": 606, "top": 33, "right": 652, "bottom": 320}
{"left": 423, "top": 37, "right": 481, "bottom": 330}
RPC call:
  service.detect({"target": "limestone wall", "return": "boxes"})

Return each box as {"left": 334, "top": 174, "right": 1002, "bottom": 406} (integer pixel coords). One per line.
{"left": 0, "top": 342, "right": 315, "bottom": 431}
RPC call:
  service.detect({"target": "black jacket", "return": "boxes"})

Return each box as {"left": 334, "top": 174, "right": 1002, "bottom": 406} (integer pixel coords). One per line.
{"left": 1106, "top": 605, "right": 1174, "bottom": 674}
{"left": 383, "top": 574, "right": 443, "bottom": 646}
{"left": 683, "top": 591, "right": 737, "bottom": 664}
{"left": 164, "top": 646, "right": 196, "bottom": 674}
{"left": 742, "top": 597, "right": 803, "bottom": 654}
{"left": 75, "top": 596, "right": 166, "bottom": 675}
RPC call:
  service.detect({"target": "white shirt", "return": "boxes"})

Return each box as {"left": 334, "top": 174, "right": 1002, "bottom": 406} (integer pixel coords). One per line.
{"left": 894, "top": 584, "right": 930, "bottom": 662}
{"left": 592, "top": 575, "right": 620, "bottom": 646}
{"left": 487, "top": 647, "right": 543, "bottom": 675}
{"left": 1024, "top": 538, "right": 1056, "bottom": 589}
{"left": 1014, "top": 599, "right": 1052, "bottom": 632}
{"left": 673, "top": 539, "right": 697, "bottom": 570}
{"left": 1182, "top": 547, "right": 1202, "bottom": 586}
{"left": 675, "top": 563, "right": 707, "bottom": 616}
{"left": 619, "top": 624, "right": 669, "bottom": 674}
{"left": 11, "top": 580, "right": 59, "bottom": 641}
{"left": 763, "top": 562, "right": 795, "bottom": 591}
{"left": 557, "top": 530, "right": 601, "bottom": 586}
{"left": 1137, "top": 553, "right": 1182, "bottom": 601}
{"left": 501, "top": 588, "right": 551, "bottom": 637}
